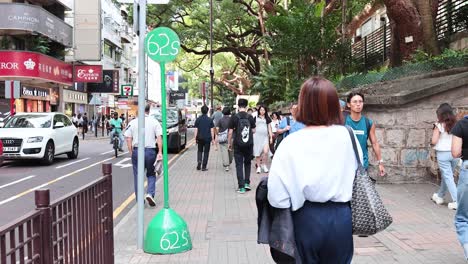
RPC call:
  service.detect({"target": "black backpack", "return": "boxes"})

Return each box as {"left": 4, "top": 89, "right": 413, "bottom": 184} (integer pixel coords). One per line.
{"left": 235, "top": 113, "right": 253, "bottom": 146}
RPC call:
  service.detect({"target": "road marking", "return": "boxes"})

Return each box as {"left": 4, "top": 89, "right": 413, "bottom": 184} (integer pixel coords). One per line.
{"left": 55, "top": 158, "right": 90, "bottom": 169}
{"left": 0, "top": 152, "right": 129, "bottom": 206}
{"left": 113, "top": 139, "right": 195, "bottom": 219}
{"left": 0, "top": 175, "right": 35, "bottom": 190}
{"left": 115, "top": 157, "right": 132, "bottom": 169}
{"left": 100, "top": 150, "right": 115, "bottom": 155}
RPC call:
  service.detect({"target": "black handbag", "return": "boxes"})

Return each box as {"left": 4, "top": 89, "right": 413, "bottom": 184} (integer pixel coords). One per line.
{"left": 346, "top": 126, "right": 393, "bottom": 236}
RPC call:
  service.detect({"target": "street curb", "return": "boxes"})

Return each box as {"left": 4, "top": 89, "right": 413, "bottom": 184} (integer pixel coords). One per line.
{"left": 113, "top": 143, "right": 191, "bottom": 233}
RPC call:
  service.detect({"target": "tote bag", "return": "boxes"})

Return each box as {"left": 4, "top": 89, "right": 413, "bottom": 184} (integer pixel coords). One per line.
{"left": 346, "top": 126, "right": 393, "bottom": 236}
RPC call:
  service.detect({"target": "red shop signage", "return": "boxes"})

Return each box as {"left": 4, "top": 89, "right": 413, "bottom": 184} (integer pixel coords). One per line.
{"left": 0, "top": 51, "right": 73, "bottom": 86}
{"left": 74, "top": 65, "right": 103, "bottom": 83}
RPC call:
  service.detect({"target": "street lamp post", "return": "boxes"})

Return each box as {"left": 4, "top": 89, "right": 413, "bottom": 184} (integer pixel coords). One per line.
{"left": 209, "top": 0, "right": 214, "bottom": 115}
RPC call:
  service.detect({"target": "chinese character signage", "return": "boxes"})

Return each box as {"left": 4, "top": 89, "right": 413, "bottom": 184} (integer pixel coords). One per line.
{"left": 87, "top": 70, "right": 119, "bottom": 93}
{"left": 74, "top": 65, "right": 103, "bottom": 83}
{"left": 0, "top": 51, "right": 73, "bottom": 86}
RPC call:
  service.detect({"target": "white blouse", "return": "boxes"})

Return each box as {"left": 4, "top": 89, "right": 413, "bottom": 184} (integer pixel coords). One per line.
{"left": 267, "top": 125, "right": 363, "bottom": 211}
{"left": 434, "top": 122, "right": 453, "bottom": 152}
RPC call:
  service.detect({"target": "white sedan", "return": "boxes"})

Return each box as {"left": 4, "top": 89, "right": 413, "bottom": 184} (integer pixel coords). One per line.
{"left": 0, "top": 112, "right": 79, "bottom": 165}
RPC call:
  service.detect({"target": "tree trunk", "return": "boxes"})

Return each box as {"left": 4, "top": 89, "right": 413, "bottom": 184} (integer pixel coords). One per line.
{"left": 413, "top": 0, "right": 440, "bottom": 55}
{"left": 383, "top": 0, "right": 423, "bottom": 66}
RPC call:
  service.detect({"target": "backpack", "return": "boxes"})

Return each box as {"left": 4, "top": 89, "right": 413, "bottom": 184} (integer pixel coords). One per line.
{"left": 217, "top": 117, "right": 230, "bottom": 144}
{"left": 274, "top": 116, "right": 290, "bottom": 151}
{"left": 234, "top": 113, "right": 253, "bottom": 147}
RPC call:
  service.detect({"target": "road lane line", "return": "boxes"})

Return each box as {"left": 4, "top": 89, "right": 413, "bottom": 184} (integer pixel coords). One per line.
{"left": 55, "top": 158, "right": 90, "bottom": 169}
{"left": 100, "top": 150, "right": 115, "bottom": 155}
{"left": 112, "top": 139, "right": 196, "bottom": 219}
{"left": 0, "top": 152, "right": 129, "bottom": 206}
{"left": 0, "top": 175, "right": 35, "bottom": 190}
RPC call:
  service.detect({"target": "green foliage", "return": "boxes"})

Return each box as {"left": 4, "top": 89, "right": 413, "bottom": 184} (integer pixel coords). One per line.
{"left": 336, "top": 49, "right": 468, "bottom": 91}
{"left": 27, "top": 36, "right": 50, "bottom": 54}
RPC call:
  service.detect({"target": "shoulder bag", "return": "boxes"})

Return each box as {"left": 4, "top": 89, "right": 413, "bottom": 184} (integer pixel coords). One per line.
{"left": 346, "top": 126, "right": 393, "bottom": 236}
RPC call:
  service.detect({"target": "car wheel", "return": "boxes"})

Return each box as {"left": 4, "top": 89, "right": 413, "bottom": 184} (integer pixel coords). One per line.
{"left": 42, "top": 141, "right": 55, "bottom": 165}
{"left": 67, "top": 138, "right": 79, "bottom": 159}
{"left": 181, "top": 132, "right": 187, "bottom": 149}
{"left": 176, "top": 134, "right": 181, "bottom": 153}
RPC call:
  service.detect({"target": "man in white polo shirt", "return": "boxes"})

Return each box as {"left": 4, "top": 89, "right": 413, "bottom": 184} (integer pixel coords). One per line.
{"left": 125, "top": 104, "right": 163, "bottom": 207}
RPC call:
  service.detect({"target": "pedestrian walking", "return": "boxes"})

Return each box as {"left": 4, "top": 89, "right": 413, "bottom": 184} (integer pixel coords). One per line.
{"left": 124, "top": 104, "right": 163, "bottom": 207}
{"left": 228, "top": 98, "right": 256, "bottom": 194}
{"left": 82, "top": 113, "right": 88, "bottom": 140}
{"left": 345, "top": 92, "right": 386, "bottom": 176}
{"left": 268, "top": 77, "right": 362, "bottom": 264}
{"left": 72, "top": 113, "right": 78, "bottom": 127}
{"left": 277, "top": 103, "right": 305, "bottom": 138}
{"left": 451, "top": 115, "right": 468, "bottom": 260}
{"left": 216, "top": 107, "right": 233, "bottom": 171}
{"left": 253, "top": 105, "right": 272, "bottom": 174}
{"left": 212, "top": 105, "right": 223, "bottom": 151}
{"left": 194, "top": 105, "right": 215, "bottom": 171}
{"left": 77, "top": 113, "right": 83, "bottom": 136}
{"left": 269, "top": 112, "right": 280, "bottom": 155}
{"left": 431, "top": 103, "right": 459, "bottom": 210}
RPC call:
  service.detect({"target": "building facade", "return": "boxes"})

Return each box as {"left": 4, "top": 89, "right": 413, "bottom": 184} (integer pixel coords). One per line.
{"left": 0, "top": 0, "right": 73, "bottom": 121}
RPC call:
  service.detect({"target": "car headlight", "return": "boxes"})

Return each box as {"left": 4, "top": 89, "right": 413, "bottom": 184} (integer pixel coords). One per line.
{"left": 27, "top": 136, "right": 44, "bottom": 143}
{"left": 167, "top": 126, "right": 179, "bottom": 134}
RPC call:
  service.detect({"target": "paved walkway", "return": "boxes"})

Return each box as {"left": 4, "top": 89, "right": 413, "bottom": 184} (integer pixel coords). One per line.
{"left": 114, "top": 145, "right": 466, "bottom": 263}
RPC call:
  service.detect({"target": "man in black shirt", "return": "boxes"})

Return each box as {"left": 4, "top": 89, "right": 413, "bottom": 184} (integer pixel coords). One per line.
{"left": 194, "top": 105, "right": 215, "bottom": 171}
{"left": 451, "top": 115, "right": 468, "bottom": 260}
{"left": 228, "top": 99, "right": 256, "bottom": 194}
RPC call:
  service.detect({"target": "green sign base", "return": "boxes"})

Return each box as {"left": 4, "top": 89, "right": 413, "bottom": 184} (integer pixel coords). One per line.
{"left": 144, "top": 208, "right": 192, "bottom": 254}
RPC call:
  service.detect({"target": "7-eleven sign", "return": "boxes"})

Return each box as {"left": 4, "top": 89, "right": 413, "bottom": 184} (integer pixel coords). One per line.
{"left": 120, "top": 84, "right": 133, "bottom": 97}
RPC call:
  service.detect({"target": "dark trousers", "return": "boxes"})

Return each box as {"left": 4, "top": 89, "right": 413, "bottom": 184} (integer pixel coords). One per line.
{"left": 197, "top": 140, "right": 211, "bottom": 168}
{"left": 234, "top": 145, "right": 253, "bottom": 188}
{"left": 293, "top": 201, "right": 353, "bottom": 264}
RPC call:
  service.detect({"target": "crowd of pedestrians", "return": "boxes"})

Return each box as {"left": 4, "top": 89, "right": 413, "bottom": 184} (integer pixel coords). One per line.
{"left": 189, "top": 74, "right": 468, "bottom": 262}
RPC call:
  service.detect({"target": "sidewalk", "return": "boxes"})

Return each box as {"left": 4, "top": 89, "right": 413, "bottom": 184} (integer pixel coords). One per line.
{"left": 114, "top": 145, "right": 466, "bottom": 263}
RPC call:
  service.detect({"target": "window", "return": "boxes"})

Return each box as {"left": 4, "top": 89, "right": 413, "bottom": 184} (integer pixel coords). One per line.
{"left": 62, "top": 115, "right": 73, "bottom": 126}
{"left": 104, "top": 41, "right": 114, "bottom": 58}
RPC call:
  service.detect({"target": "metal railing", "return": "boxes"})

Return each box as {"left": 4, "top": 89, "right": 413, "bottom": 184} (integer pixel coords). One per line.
{"left": 0, "top": 163, "right": 114, "bottom": 264}
{"left": 351, "top": 23, "right": 392, "bottom": 71}
{"left": 436, "top": 0, "right": 468, "bottom": 40}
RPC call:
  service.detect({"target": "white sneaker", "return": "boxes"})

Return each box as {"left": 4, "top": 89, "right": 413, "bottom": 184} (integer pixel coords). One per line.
{"left": 145, "top": 194, "right": 156, "bottom": 207}
{"left": 256, "top": 167, "right": 261, "bottom": 174}
{"left": 431, "top": 193, "right": 444, "bottom": 205}
{"left": 262, "top": 164, "right": 269, "bottom": 173}
{"left": 448, "top": 202, "right": 458, "bottom": 210}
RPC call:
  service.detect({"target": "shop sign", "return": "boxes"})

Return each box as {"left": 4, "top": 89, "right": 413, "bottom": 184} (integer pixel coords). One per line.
{"left": 74, "top": 65, "right": 103, "bottom": 83}
{"left": 87, "top": 70, "right": 119, "bottom": 93}
{"left": 0, "top": 51, "right": 73, "bottom": 86}
{"left": 170, "top": 91, "right": 185, "bottom": 101}
{"left": 21, "top": 86, "right": 50, "bottom": 100}
{"left": 63, "top": 89, "right": 87, "bottom": 104}
{"left": 0, "top": 3, "right": 73, "bottom": 47}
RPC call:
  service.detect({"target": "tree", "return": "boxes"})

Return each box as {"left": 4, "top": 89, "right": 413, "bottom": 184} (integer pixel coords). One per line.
{"left": 383, "top": 0, "right": 440, "bottom": 66}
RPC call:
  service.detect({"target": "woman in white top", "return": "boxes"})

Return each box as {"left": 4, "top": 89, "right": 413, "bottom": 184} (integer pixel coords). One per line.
{"left": 431, "top": 103, "right": 459, "bottom": 210}
{"left": 268, "top": 77, "right": 362, "bottom": 264}
{"left": 253, "top": 106, "right": 273, "bottom": 173}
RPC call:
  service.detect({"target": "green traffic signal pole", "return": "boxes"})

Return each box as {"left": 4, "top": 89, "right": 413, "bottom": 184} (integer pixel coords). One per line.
{"left": 143, "top": 27, "right": 192, "bottom": 254}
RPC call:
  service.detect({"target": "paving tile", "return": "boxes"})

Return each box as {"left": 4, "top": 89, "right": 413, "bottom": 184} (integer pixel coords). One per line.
{"left": 114, "top": 144, "right": 466, "bottom": 263}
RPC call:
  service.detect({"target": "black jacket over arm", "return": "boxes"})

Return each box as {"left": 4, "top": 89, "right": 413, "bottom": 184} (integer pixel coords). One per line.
{"left": 256, "top": 177, "right": 300, "bottom": 264}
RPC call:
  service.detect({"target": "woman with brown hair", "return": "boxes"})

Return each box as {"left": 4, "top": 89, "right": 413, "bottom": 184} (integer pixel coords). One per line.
{"left": 431, "top": 103, "right": 459, "bottom": 210}
{"left": 267, "top": 77, "right": 362, "bottom": 263}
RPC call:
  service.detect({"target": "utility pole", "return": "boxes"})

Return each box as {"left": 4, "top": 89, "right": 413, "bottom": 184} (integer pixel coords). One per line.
{"left": 209, "top": 0, "right": 214, "bottom": 115}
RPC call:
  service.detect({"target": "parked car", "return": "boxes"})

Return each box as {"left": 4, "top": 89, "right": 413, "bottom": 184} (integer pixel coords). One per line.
{"left": 0, "top": 139, "right": 3, "bottom": 166}
{"left": 0, "top": 113, "right": 79, "bottom": 165}
{"left": 150, "top": 107, "right": 187, "bottom": 153}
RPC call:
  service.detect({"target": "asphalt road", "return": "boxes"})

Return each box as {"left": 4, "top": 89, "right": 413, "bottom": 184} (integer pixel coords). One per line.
{"left": 0, "top": 129, "right": 195, "bottom": 227}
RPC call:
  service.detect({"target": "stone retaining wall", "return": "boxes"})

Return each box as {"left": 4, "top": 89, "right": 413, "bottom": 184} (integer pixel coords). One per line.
{"left": 364, "top": 85, "right": 468, "bottom": 183}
